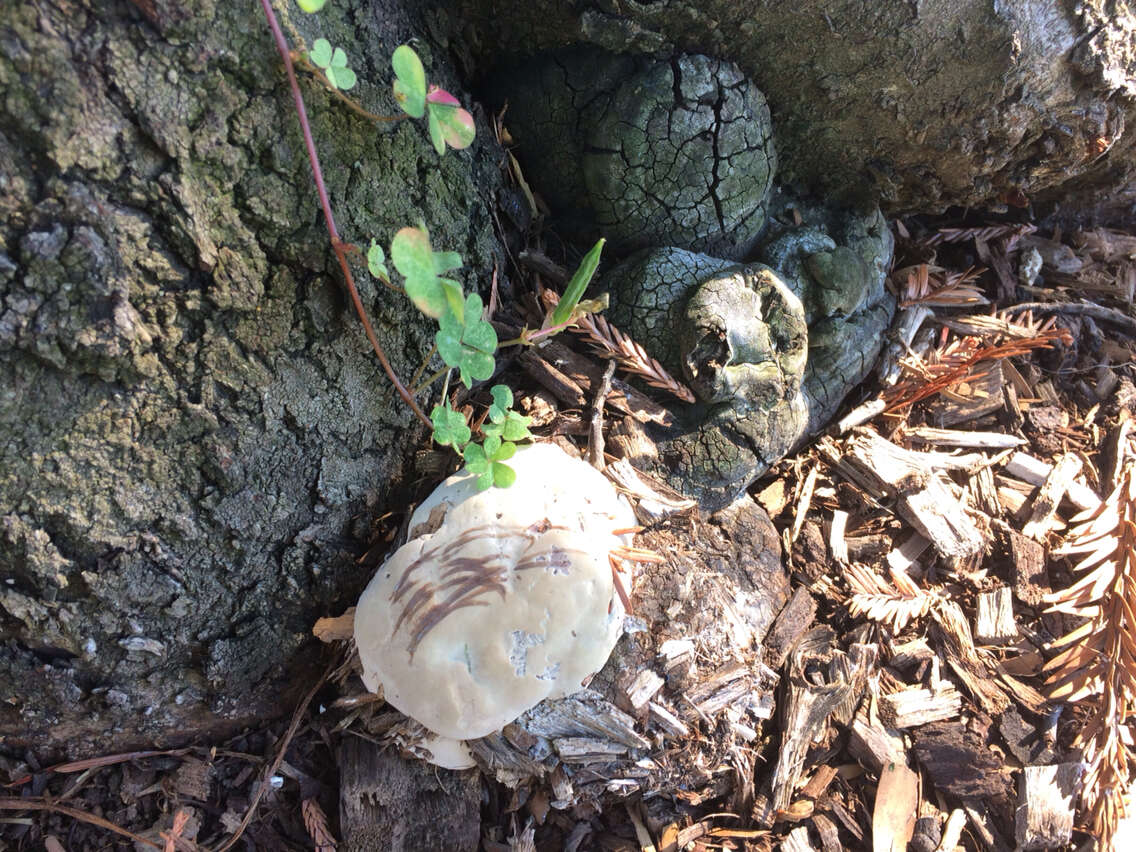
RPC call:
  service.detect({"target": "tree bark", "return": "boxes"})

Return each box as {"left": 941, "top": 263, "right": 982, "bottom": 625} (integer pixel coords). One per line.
{"left": 440, "top": 0, "right": 1136, "bottom": 218}
{"left": 0, "top": 0, "right": 503, "bottom": 753}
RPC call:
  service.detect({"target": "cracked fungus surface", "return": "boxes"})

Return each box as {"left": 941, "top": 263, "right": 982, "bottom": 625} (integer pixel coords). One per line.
{"left": 500, "top": 48, "right": 775, "bottom": 259}
{"left": 354, "top": 443, "right": 636, "bottom": 741}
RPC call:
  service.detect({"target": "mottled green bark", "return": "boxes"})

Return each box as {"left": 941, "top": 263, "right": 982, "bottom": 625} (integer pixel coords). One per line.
{"left": 445, "top": 0, "right": 1136, "bottom": 217}
{"left": 0, "top": 0, "right": 503, "bottom": 752}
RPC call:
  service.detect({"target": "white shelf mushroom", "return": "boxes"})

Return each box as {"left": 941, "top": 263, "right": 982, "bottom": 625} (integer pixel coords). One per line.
{"left": 354, "top": 442, "right": 637, "bottom": 744}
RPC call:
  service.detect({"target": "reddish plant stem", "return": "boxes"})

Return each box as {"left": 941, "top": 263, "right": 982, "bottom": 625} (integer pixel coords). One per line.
{"left": 259, "top": 0, "right": 431, "bottom": 428}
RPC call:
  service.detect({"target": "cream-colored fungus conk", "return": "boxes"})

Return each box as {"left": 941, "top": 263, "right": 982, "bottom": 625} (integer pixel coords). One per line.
{"left": 354, "top": 442, "right": 636, "bottom": 744}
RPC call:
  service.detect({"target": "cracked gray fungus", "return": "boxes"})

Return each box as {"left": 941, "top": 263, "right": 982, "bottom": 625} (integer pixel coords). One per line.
{"left": 498, "top": 47, "right": 775, "bottom": 260}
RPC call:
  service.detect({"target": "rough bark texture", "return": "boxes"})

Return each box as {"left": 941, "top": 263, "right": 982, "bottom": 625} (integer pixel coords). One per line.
{"left": 441, "top": 0, "right": 1136, "bottom": 217}
{"left": 0, "top": 0, "right": 503, "bottom": 752}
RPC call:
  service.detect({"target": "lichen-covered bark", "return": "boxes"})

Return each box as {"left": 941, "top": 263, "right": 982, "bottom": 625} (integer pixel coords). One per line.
{"left": 0, "top": 0, "right": 503, "bottom": 753}
{"left": 443, "top": 0, "right": 1136, "bottom": 217}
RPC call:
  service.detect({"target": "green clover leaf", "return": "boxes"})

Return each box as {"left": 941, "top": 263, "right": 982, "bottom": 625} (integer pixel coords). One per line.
{"left": 430, "top": 403, "right": 471, "bottom": 448}
{"left": 425, "top": 88, "right": 476, "bottom": 154}
{"left": 391, "top": 227, "right": 444, "bottom": 317}
{"left": 488, "top": 385, "right": 512, "bottom": 423}
{"left": 309, "top": 38, "right": 332, "bottom": 68}
{"left": 309, "top": 39, "right": 355, "bottom": 90}
{"left": 297, "top": 0, "right": 329, "bottom": 12}
{"left": 436, "top": 293, "right": 496, "bottom": 388}
{"left": 392, "top": 45, "right": 427, "bottom": 119}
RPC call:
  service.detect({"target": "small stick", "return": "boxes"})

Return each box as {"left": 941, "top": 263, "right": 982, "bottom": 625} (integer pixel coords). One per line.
{"left": 1002, "top": 300, "right": 1136, "bottom": 335}
{"left": 609, "top": 554, "right": 633, "bottom": 614}
{"left": 215, "top": 659, "right": 333, "bottom": 851}
{"left": 588, "top": 360, "right": 617, "bottom": 470}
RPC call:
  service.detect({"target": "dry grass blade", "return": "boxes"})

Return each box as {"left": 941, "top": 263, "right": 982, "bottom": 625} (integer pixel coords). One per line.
{"left": 302, "top": 797, "right": 338, "bottom": 851}
{"left": 0, "top": 798, "right": 166, "bottom": 849}
{"left": 1043, "top": 457, "right": 1136, "bottom": 846}
{"left": 845, "top": 562, "right": 935, "bottom": 632}
{"left": 540, "top": 289, "right": 696, "bottom": 403}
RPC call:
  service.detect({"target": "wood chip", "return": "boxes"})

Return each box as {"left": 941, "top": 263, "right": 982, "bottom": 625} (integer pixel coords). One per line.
{"left": 880, "top": 683, "right": 962, "bottom": 728}
{"left": 648, "top": 701, "right": 689, "bottom": 738}
{"left": 1005, "top": 527, "right": 1049, "bottom": 606}
{"left": 1004, "top": 452, "right": 1101, "bottom": 512}
{"left": 849, "top": 703, "right": 907, "bottom": 773}
{"left": 782, "top": 825, "right": 818, "bottom": 852}
{"left": 975, "top": 587, "right": 1018, "bottom": 644}
{"left": 1016, "top": 764, "right": 1082, "bottom": 850}
{"left": 624, "top": 670, "right": 665, "bottom": 710}
{"left": 312, "top": 608, "right": 355, "bottom": 643}
{"left": 907, "top": 426, "right": 1025, "bottom": 449}
{"left": 1021, "top": 452, "right": 1083, "bottom": 540}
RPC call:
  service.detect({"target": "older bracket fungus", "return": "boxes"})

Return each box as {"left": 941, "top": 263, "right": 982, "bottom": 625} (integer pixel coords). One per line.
{"left": 495, "top": 49, "right": 896, "bottom": 511}
{"left": 354, "top": 442, "right": 637, "bottom": 741}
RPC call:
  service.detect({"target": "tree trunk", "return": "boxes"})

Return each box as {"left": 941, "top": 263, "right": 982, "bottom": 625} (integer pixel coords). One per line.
{"left": 0, "top": 0, "right": 503, "bottom": 753}
{"left": 440, "top": 0, "right": 1136, "bottom": 218}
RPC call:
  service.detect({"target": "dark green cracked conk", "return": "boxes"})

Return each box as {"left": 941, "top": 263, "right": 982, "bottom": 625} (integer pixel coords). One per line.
{"left": 497, "top": 47, "right": 895, "bottom": 510}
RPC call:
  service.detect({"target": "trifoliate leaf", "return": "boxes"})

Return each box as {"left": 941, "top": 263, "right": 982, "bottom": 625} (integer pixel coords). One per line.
{"left": 430, "top": 403, "right": 470, "bottom": 448}
{"left": 488, "top": 385, "right": 512, "bottom": 423}
{"left": 327, "top": 65, "right": 356, "bottom": 91}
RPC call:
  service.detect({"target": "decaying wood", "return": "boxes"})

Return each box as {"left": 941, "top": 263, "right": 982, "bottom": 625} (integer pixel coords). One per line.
{"left": 975, "top": 587, "right": 1018, "bottom": 644}
{"left": 843, "top": 431, "right": 985, "bottom": 569}
{"left": 1004, "top": 526, "right": 1050, "bottom": 606}
{"left": 587, "top": 359, "right": 616, "bottom": 469}
{"left": 765, "top": 587, "right": 818, "bottom": 670}
{"left": 848, "top": 700, "right": 906, "bottom": 773}
{"left": 1021, "top": 453, "right": 1083, "bottom": 540}
{"left": 769, "top": 638, "right": 876, "bottom": 812}
{"left": 912, "top": 723, "right": 1007, "bottom": 800}
{"left": 1016, "top": 764, "right": 1082, "bottom": 850}
{"left": 880, "top": 683, "right": 962, "bottom": 728}
{"left": 518, "top": 349, "right": 587, "bottom": 408}
{"left": 601, "top": 458, "right": 696, "bottom": 521}
{"left": 338, "top": 737, "right": 480, "bottom": 852}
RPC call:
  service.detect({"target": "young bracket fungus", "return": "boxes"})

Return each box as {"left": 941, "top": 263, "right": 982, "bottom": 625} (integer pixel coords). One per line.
{"left": 354, "top": 442, "right": 638, "bottom": 744}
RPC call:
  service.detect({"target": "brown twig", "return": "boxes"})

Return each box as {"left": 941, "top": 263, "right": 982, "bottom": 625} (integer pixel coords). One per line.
{"left": 0, "top": 798, "right": 166, "bottom": 849}
{"left": 1002, "top": 301, "right": 1136, "bottom": 336}
{"left": 588, "top": 360, "right": 617, "bottom": 470}
{"left": 538, "top": 290, "right": 696, "bottom": 404}
{"left": 290, "top": 51, "right": 403, "bottom": 124}
{"left": 259, "top": 0, "right": 430, "bottom": 429}
{"left": 215, "top": 659, "right": 334, "bottom": 851}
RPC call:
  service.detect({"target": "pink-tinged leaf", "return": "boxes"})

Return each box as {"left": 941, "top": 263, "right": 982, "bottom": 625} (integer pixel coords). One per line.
{"left": 427, "top": 101, "right": 476, "bottom": 151}
{"left": 425, "top": 85, "right": 461, "bottom": 108}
